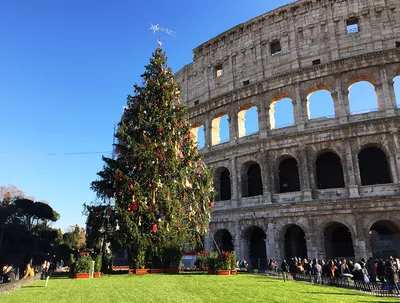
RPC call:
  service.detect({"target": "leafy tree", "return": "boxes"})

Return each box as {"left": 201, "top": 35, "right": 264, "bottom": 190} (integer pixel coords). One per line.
{"left": 91, "top": 47, "right": 214, "bottom": 268}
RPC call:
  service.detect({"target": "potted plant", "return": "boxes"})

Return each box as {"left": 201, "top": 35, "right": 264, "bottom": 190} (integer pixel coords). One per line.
{"left": 164, "top": 245, "right": 183, "bottom": 274}
{"left": 196, "top": 250, "right": 207, "bottom": 270}
{"left": 207, "top": 251, "right": 218, "bottom": 274}
{"left": 230, "top": 251, "right": 237, "bottom": 275}
{"left": 217, "top": 251, "right": 232, "bottom": 275}
{"left": 93, "top": 254, "right": 102, "bottom": 278}
{"left": 133, "top": 249, "right": 148, "bottom": 275}
{"left": 76, "top": 253, "right": 93, "bottom": 278}
{"left": 68, "top": 253, "right": 76, "bottom": 278}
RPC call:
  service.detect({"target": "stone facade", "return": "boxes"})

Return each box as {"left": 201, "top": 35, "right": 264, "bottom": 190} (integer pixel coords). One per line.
{"left": 176, "top": 0, "right": 400, "bottom": 268}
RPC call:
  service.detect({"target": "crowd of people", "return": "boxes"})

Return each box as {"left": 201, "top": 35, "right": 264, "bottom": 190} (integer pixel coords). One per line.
{"left": 280, "top": 256, "right": 400, "bottom": 293}
{"left": 1, "top": 260, "right": 54, "bottom": 284}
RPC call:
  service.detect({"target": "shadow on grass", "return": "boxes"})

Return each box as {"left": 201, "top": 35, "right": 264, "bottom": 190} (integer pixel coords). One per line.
{"left": 299, "top": 291, "right": 358, "bottom": 296}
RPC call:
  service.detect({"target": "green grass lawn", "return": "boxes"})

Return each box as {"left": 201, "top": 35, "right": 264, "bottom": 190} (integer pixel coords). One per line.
{"left": 0, "top": 274, "right": 398, "bottom": 303}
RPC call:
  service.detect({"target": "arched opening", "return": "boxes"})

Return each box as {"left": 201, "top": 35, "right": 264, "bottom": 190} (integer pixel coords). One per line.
{"left": 358, "top": 147, "right": 391, "bottom": 185}
{"left": 190, "top": 123, "right": 205, "bottom": 149}
{"left": 214, "top": 229, "right": 234, "bottom": 252}
{"left": 369, "top": 220, "right": 400, "bottom": 259}
{"left": 394, "top": 76, "right": 400, "bottom": 108}
{"left": 348, "top": 80, "right": 379, "bottom": 114}
{"left": 242, "top": 162, "right": 263, "bottom": 197}
{"left": 245, "top": 226, "right": 267, "bottom": 270}
{"left": 214, "top": 167, "right": 231, "bottom": 201}
{"left": 307, "top": 89, "right": 335, "bottom": 119}
{"left": 316, "top": 152, "right": 345, "bottom": 189}
{"left": 324, "top": 222, "right": 355, "bottom": 259}
{"left": 211, "top": 113, "right": 229, "bottom": 145}
{"left": 269, "top": 97, "right": 294, "bottom": 129}
{"left": 284, "top": 225, "right": 308, "bottom": 260}
{"left": 278, "top": 157, "right": 300, "bottom": 193}
{"left": 238, "top": 105, "right": 258, "bottom": 138}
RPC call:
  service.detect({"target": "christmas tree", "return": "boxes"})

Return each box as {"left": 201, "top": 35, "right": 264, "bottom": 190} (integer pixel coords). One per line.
{"left": 91, "top": 47, "right": 214, "bottom": 269}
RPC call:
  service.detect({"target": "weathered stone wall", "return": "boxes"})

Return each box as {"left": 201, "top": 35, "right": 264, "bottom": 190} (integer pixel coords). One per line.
{"left": 176, "top": 0, "right": 400, "bottom": 266}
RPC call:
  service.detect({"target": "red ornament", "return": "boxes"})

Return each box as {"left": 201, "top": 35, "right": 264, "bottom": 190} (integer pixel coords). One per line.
{"left": 209, "top": 202, "right": 215, "bottom": 207}
{"left": 152, "top": 222, "right": 157, "bottom": 233}
{"left": 132, "top": 202, "right": 137, "bottom": 211}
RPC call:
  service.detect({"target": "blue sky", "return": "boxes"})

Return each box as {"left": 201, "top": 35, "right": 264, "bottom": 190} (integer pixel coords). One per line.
{"left": 0, "top": 1, "right": 399, "bottom": 231}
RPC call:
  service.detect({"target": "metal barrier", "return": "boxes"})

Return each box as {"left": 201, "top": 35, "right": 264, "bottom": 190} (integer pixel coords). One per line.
{"left": 289, "top": 272, "right": 400, "bottom": 298}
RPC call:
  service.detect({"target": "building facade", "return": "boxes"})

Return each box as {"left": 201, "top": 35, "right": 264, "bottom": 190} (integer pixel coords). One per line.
{"left": 175, "top": 0, "right": 400, "bottom": 269}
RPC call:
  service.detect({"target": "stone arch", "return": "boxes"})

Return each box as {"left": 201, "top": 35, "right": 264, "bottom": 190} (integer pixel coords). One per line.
{"left": 241, "top": 161, "right": 263, "bottom": 197}
{"left": 323, "top": 222, "right": 355, "bottom": 260}
{"left": 190, "top": 122, "right": 205, "bottom": 149}
{"left": 315, "top": 151, "right": 345, "bottom": 189}
{"left": 276, "top": 155, "right": 300, "bottom": 193}
{"left": 211, "top": 112, "right": 229, "bottom": 145}
{"left": 238, "top": 103, "right": 259, "bottom": 137}
{"left": 269, "top": 93, "right": 295, "bottom": 129}
{"left": 214, "top": 167, "right": 231, "bottom": 201}
{"left": 347, "top": 76, "right": 379, "bottom": 114}
{"left": 306, "top": 87, "right": 335, "bottom": 119}
{"left": 281, "top": 224, "right": 308, "bottom": 261}
{"left": 358, "top": 145, "right": 392, "bottom": 185}
{"left": 214, "top": 229, "right": 234, "bottom": 252}
{"left": 368, "top": 219, "right": 400, "bottom": 259}
{"left": 243, "top": 226, "right": 267, "bottom": 270}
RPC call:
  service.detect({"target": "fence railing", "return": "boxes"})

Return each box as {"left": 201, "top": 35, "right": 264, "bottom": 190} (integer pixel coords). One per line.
{"left": 277, "top": 271, "right": 400, "bottom": 298}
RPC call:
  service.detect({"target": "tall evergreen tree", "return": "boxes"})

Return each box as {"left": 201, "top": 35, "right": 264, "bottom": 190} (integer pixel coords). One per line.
{"left": 91, "top": 47, "right": 214, "bottom": 268}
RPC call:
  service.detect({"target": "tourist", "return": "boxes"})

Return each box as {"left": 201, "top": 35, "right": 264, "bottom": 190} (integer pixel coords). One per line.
{"left": 2, "top": 265, "right": 16, "bottom": 283}
{"left": 281, "top": 260, "right": 289, "bottom": 272}
{"left": 366, "top": 257, "right": 377, "bottom": 283}
{"left": 22, "top": 263, "right": 35, "bottom": 279}
{"left": 384, "top": 260, "right": 399, "bottom": 294}
{"left": 377, "top": 258, "right": 386, "bottom": 284}
{"left": 339, "top": 258, "right": 350, "bottom": 276}
{"left": 311, "top": 259, "right": 322, "bottom": 284}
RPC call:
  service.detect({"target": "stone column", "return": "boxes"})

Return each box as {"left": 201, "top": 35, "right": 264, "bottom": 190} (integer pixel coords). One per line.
{"left": 229, "top": 105, "right": 238, "bottom": 142}
{"left": 294, "top": 84, "right": 306, "bottom": 131}
{"left": 230, "top": 157, "right": 238, "bottom": 207}
{"left": 204, "top": 232, "right": 213, "bottom": 252}
{"left": 331, "top": 92, "right": 341, "bottom": 118}
{"left": 354, "top": 217, "right": 368, "bottom": 260}
{"left": 260, "top": 150, "right": 273, "bottom": 203}
{"left": 259, "top": 95, "right": 270, "bottom": 139}
{"left": 392, "top": 132, "right": 400, "bottom": 183}
{"left": 266, "top": 223, "right": 277, "bottom": 262}
{"left": 205, "top": 116, "right": 212, "bottom": 148}
{"left": 335, "top": 75, "right": 350, "bottom": 123}
{"left": 299, "top": 146, "right": 312, "bottom": 200}
{"left": 345, "top": 139, "right": 360, "bottom": 197}
{"left": 379, "top": 66, "right": 397, "bottom": 114}
{"left": 234, "top": 221, "right": 241, "bottom": 259}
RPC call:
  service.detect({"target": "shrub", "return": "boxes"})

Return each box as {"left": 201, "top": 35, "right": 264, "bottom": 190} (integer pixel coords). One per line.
{"left": 231, "top": 251, "right": 237, "bottom": 270}
{"left": 76, "top": 254, "right": 93, "bottom": 273}
{"left": 217, "top": 251, "right": 232, "bottom": 270}
{"left": 207, "top": 251, "right": 218, "bottom": 270}
{"left": 69, "top": 253, "right": 76, "bottom": 274}
{"left": 94, "top": 254, "right": 102, "bottom": 272}
{"left": 196, "top": 250, "right": 207, "bottom": 269}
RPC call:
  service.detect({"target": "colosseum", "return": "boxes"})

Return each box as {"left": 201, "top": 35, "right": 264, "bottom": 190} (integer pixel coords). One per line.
{"left": 175, "top": 0, "right": 400, "bottom": 269}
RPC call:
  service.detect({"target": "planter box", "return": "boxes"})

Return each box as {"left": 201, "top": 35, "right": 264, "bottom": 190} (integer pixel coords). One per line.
{"left": 94, "top": 272, "right": 101, "bottom": 278}
{"left": 217, "top": 270, "right": 231, "bottom": 275}
{"left": 76, "top": 273, "right": 90, "bottom": 279}
{"left": 135, "top": 268, "right": 149, "bottom": 275}
{"left": 150, "top": 269, "right": 165, "bottom": 274}
{"left": 165, "top": 268, "right": 181, "bottom": 274}
{"left": 231, "top": 270, "right": 237, "bottom": 275}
